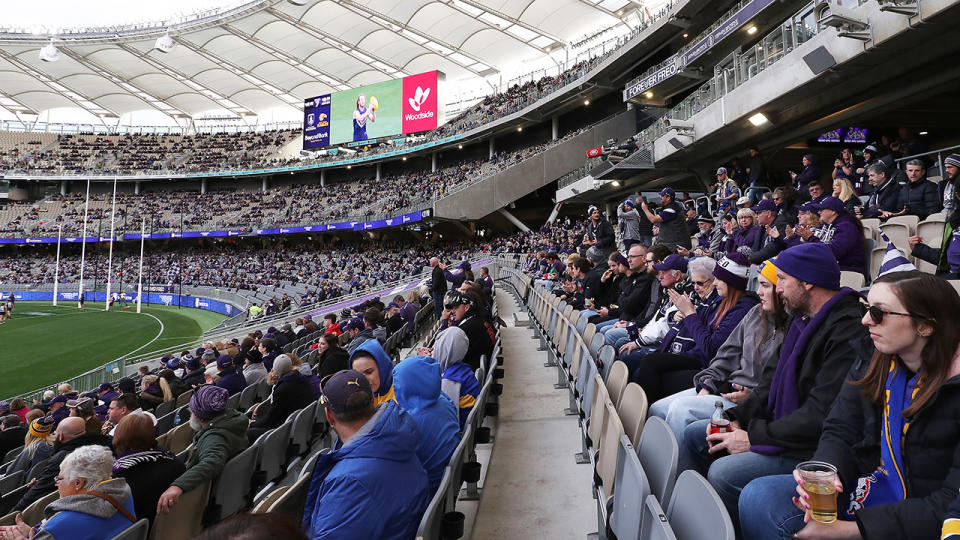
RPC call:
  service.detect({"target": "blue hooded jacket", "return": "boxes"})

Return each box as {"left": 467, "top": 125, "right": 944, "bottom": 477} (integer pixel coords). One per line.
{"left": 302, "top": 401, "right": 429, "bottom": 540}
{"left": 351, "top": 340, "right": 395, "bottom": 406}
{"left": 393, "top": 356, "right": 460, "bottom": 496}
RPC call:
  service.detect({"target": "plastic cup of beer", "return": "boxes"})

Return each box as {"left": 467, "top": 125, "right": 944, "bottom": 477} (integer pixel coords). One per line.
{"left": 796, "top": 461, "right": 838, "bottom": 523}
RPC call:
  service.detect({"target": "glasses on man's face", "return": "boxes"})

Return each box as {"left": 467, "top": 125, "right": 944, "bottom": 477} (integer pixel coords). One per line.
{"left": 627, "top": 254, "right": 642, "bottom": 259}
{"left": 866, "top": 305, "right": 921, "bottom": 325}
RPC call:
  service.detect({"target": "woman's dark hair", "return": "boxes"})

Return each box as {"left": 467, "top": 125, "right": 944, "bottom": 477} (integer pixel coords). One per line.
{"left": 321, "top": 333, "right": 340, "bottom": 350}
{"left": 857, "top": 271, "right": 960, "bottom": 417}
{"left": 324, "top": 313, "right": 337, "bottom": 323}
{"left": 260, "top": 338, "right": 277, "bottom": 353}
{"left": 113, "top": 413, "right": 158, "bottom": 454}
{"left": 195, "top": 512, "right": 308, "bottom": 540}
{"left": 461, "top": 282, "right": 488, "bottom": 311}
{"left": 240, "top": 337, "right": 255, "bottom": 350}
{"left": 773, "top": 185, "right": 797, "bottom": 208}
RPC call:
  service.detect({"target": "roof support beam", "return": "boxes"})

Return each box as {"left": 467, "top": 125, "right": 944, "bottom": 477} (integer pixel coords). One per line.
{"left": 444, "top": 0, "right": 569, "bottom": 51}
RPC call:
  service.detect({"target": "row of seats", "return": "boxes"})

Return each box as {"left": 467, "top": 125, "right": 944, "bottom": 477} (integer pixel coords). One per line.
{"left": 508, "top": 261, "right": 736, "bottom": 540}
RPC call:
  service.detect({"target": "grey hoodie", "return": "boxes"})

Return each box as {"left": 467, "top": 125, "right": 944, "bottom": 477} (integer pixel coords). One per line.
{"left": 693, "top": 303, "right": 784, "bottom": 393}
{"left": 432, "top": 326, "right": 470, "bottom": 405}
{"left": 36, "top": 478, "right": 133, "bottom": 539}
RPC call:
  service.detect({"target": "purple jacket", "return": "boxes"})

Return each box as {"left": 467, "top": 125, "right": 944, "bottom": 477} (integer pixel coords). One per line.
{"left": 733, "top": 225, "right": 761, "bottom": 251}
{"left": 660, "top": 292, "right": 760, "bottom": 368}
{"left": 809, "top": 214, "right": 867, "bottom": 275}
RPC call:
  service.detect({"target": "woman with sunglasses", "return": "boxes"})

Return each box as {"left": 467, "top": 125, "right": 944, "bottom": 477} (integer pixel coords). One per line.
{"left": 622, "top": 252, "right": 759, "bottom": 402}
{"left": 740, "top": 271, "right": 960, "bottom": 540}
{"left": 649, "top": 258, "right": 787, "bottom": 445}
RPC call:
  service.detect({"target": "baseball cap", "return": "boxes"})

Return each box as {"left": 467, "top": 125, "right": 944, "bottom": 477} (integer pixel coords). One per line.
{"left": 813, "top": 196, "right": 846, "bottom": 214}
{"left": 342, "top": 320, "right": 364, "bottom": 332}
{"left": 0, "top": 401, "right": 9, "bottom": 414}
{"left": 658, "top": 187, "right": 676, "bottom": 198}
{"left": 216, "top": 354, "right": 234, "bottom": 369}
{"left": 736, "top": 196, "right": 750, "bottom": 206}
{"left": 753, "top": 199, "right": 778, "bottom": 214}
{"left": 43, "top": 394, "right": 70, "bottom": 407}
{"left": 797, "top": 202, "right": 818, "bottom": 213}
{"left": 96, "top": 382, "right": 114, "bottom": 393}
{"left": 716, "top": 167, "right": 727, "bottom": 175}
{"left": 652, "top": 253, "right": 689, "bottom": 273}
{"left": 320, "top": 369, "right": 373, "bottom": 414}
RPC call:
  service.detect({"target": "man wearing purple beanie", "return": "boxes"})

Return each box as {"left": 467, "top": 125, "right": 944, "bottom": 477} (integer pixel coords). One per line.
{"left": 680, "top": 243, "right": 872, "bottom": 530}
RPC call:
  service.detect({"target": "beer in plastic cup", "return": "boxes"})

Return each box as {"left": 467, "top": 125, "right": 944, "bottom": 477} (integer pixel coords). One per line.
{"left": 796, "top": 461, "right": 838, "bottom": 523}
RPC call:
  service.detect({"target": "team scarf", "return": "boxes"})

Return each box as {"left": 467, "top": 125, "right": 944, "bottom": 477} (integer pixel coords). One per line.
{"left": 846, "top": 359, "right": 923, "bottom": 515}
{"left": 112, "top": 449, "right": 176, "bottom": 473}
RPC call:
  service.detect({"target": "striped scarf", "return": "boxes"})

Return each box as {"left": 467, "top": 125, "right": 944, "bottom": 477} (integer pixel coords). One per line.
{"left": 112, "top": 449, "right": 175, "bottom": 473}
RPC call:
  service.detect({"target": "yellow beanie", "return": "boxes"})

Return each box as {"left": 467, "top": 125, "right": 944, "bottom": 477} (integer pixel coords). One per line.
{"left": 759, "top": 258, "right": 778, "bottom": 285}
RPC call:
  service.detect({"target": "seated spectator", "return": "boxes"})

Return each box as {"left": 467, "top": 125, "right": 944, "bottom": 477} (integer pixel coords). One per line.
{"left": 649, "top": 258, "right": 786, "bottom": 445}
{"left": 67, "top": 397, "right": 102, "bottom": 434}
{"left": 112, "top": 414, "right": 185, "bottom": 524}
{"left": 322, "top": 314, "right": 342, "bottom": 336}
{"left": 806, "top": 179, "right": 827, "bottom": 204}
{"left": 290, "top": 353, "right": 322, "bottom": 398}
{"left": 302, "top": 369, "right": 429, "bottom": 539}
{"left": 314, "top": 333, "right": 349, "bottom": 381}
{"left": 809, "top": 196, "right": 867, "bottom": 275}
{"left": 432, "top": 326, "right": 480, "bottom": 430}
{"left": 617, "top": 253, "right": 694, "bottom": 357}
{"left": 10, "top": 399, "right": 30, "bottom": 424}
{"left": 103, "top": 393, "right": 157, "bottom": 436}
{"left": 0, "top": 446, "right": 135, "bottom": 539}
{"left": 395, "top": 295, "right": 416, "bottom": 332}
{"left": 740, "top": 271, "right": 960, "bottom": 540}
{"left": 732, "top": 209, "right": 760, "bottom": 254}
{"left": 832, "top": 177, "right": 860, "bottom": 214}
{"left": 596, "top": 245, "right": 656, "bottom": 344}
{"left": 747, "top": 199, "right": 788, "bottom": 264}
{"left": 7, "top": 416, "right": 55, "bottom": 475}
{"left": 181, "top": 355, "right": 206, "bottom": 388}
{"left": 214, "top": 354, "right": 247, "bottom": 396}
{"left": 138, "top": 374, "right": 169, "bottom": 411}
{"left": 350, "top": 340, "right": 396, "bottom": 407}
{"left": 0, "top": 414, "right": 25, "bottom": 458}
{"left": 13, "top": 416, "right": 111, "bottom": 513}
{"left": 859, "top": 163, "right": 904, "bottom": 220}
{"left": 158, "top": 369, "right": 189, "bottom": 400}
{"left": 441, "top": 290, "right": 496, "bottom": 371}
{"left": 478, "top": 267, "right": 495, "bottom": 299}
{"left": 346, "top": 309, "right": 385, "bottom": 354}
{"left": 693, "top": 216, "right": 725, "bottom": 258}
{"left": 891, "top": 158, "right": 939, "bottom": 220}
{"left": 679, "top": 243, "right": 870, "bottom": 527}
{"left": 157, "top": 385, "right": 249, "bottom": 514}
{"left": 258, "top": 338, "right": 279, "bottom": 372}
{"left": 910, "top": 205, "right": 960, "bottom": 278}
{"left": 248, "top": 355, "right": 315, "bottom": 443}
{"left": 623, "top": 253, "right": 758, "bottom": 401}
{"left": 384, "top": 302, "right": 405, "bottom": 335}
{"left": 241, "top": 351, "right": 268, "bottom": 386}
{"left": 393, "top": 356, "right": 460, "bottom": 496}
{"left": 43, "top": 394, "right": 70, "bottom": 430}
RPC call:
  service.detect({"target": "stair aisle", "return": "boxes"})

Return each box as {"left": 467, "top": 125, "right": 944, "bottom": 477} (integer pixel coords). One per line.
{"left": 469, "top": 288, "right": 595, "bottom": 538}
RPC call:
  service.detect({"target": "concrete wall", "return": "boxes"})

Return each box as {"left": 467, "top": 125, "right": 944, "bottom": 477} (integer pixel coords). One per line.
{"left": 434, "top": 111, "right": 635, "bottom": 220}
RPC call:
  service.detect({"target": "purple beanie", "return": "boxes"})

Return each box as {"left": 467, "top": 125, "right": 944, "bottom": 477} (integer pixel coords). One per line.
{"left": 190, "top": 385, "right": 229, "bottom": 422}
{"left": 713, "top": 252, "right": 751, "bottom": 290}
{"left": 772, "top": 243, "right": 840, "bottom": 290}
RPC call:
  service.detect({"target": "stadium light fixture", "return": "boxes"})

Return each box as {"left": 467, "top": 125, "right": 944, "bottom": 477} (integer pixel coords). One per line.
{"left": 517, "top": 126, "right": 522, "bottom": 132}
{"left": 683, "top": 33, "right": 688, "bottom": 38}
{"left": 584, "top": 99, "right": 590, "bottom": 106}
{"left": 919, "top": 131, "right": 928, "bottom": 135}
{"left": 746, "top": 25, "right": 758, "bottom": 35}
{"left": 154, "top": 33, "right": 177, "bottom": 53}
{"left": 288, "top": 0, "right": 311, "bottom": 4}
{"left": 458, "top": 144, "right": 463, "bottom": 149}
{"left": 39, "top": 41, "right": 60, "bottom": 62}
{"left": 612, "top": 181, "right": 621, "bottom": 187}
{"left": 644, "top": 91, "right": 653, "bottom": 99}
{"left": 748, "top": 112, "right": 769, "bottom": 126}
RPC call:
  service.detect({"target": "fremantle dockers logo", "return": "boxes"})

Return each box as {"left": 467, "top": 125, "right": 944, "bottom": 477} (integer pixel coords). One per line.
{"left": 159, "top": 295, "right": 173, "bottom": 306}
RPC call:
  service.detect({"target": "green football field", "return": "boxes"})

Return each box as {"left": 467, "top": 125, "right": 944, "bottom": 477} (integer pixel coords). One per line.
{"left": 0, "top": 301, "right": 226, "bottom": 400}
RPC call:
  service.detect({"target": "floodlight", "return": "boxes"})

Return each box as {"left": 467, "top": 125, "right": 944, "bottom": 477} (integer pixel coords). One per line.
{"left": 39, "top": 42, "right": 60, "bottom": 62}
{"left": 748, "top": 113, "right": 769, "bottom": 126}
{"left": 154, "top": 34, "right": 176, "bottom": 53}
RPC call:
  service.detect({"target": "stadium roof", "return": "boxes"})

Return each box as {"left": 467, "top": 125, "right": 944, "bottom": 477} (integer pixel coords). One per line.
{"left": 0, "top": 0, "right": 657, "bottom": 127}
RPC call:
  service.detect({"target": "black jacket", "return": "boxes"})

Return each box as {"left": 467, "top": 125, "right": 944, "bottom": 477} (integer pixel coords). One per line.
{"left": 897, "top": 178, "right": 940, "bottom": 220}
{"left": 114, "top": 452, "right": 186, "bottom": 524}
{"left": 595, "top": 273, "right": 622, "bottom": 310}
{"left": 814, "top": 366, "right": 960, "bottom": 540}
{"left": 726, "top": 293, "right": 871, "bottom": 460}
{"left": 182, "top": 367, "right": 206, "bottom": 388}
{"left": 451, "top": 311, "right": 495, "bottom": 371}
{"left": 251, "top": 371, "right": 315, "bottom": 433}
{"left": 586, "top": 218, "right": 615, "bottom": 250}
{"left": 14, "top": 431, "right": 112, "bottom": 511}
{"left": 431, "top": 265, "right": 447, "bottom": 295}
{"left": 582, "top": 263, "right": 606, "bottom": 302}
{"left": 863, "top": 177, "right": 905, "bottom": 218}
{"left": 315, "top": 347, "right": 349, "bottom": 381}
{"left": 0, "top": 426, "right": 26, "bottom": 458}
{"left": 610, "top": 271, "right": 654, "bottom": 322}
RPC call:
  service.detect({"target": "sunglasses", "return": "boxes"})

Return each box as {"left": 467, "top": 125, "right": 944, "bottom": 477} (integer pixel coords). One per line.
{"left": 866, "top": 305, "right": 926, "bottom": 325}
{"left": 693, "top": 279, "right": 713, "bottom": 286}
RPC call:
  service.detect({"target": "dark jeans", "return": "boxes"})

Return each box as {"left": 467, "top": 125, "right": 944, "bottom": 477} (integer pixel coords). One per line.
{"left": 631, "top": 351, "right": 700, "bottom": 402}
{"left": 432, "top": 293, "right": 444, "bottom": 321}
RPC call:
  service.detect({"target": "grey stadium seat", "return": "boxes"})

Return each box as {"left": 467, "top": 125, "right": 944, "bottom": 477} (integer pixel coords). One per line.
{"left": 638, "top": 416, "right": 678, "bottom": 504}
{"left": 111, "top": 518, "right": 149, "bottom": 540}
{"left": 666, "top": 470, "right": 735, "bottom": 540}
{"left": 609, "top": 435, "right": 650, "bottom": 540}
{"left": 205, "top": 444, "right": 260, "bottom": 524}
{"left": 640, "top": 495, "right": 677, "bottom": 540}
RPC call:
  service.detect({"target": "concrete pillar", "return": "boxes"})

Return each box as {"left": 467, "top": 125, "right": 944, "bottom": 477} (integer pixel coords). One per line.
{"left": 376, "top": 162, "right": 381, "bottom": 181}
{"left": 320, "top": 169, "right": 326, "bottom": 188}
{"left": 552, "top": 116, "right": 559, "bottom": 140}
{"left": 262, "top": 177, "right": 269, "bottom": 193}
{"left": 546, "top": 202, "right": 562, "bottom": 225}
{"left": 60, "top": 180, "right": 67, "bottom": 196}
{"left": 605, "top": 202, "right": 615, "bottom": 221}
{"left": 489, "top": 137, "right": 495, "bottom": 159}
{"left": 431, "top": 152, "right": 438, "bottom": 173}
{"left": 134, "top": 181, "right": 141, "bottom": 195}
{"left": 201, "top": 178, "right": 208, "bottom": 195}
{"left": 497, "top": 208, "right": 531, "bottom": 233}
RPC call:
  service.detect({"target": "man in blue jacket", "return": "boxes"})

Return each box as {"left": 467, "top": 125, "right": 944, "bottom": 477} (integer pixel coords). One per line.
{"left": 303, "top": 369, "right": 429, "bottom": 540}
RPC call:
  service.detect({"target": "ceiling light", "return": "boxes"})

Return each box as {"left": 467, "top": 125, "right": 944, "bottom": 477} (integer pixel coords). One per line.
{"left": 517, "top": 126, "right": 522, "bottom": 132}
{"left": 748, "top": 112, "right": 769, "bottom": 126}
{"left": 612, "top": 181, "right": 621, "bottom": 187}
{"left": 617, "top": 10, "right": 624, "bottom": 16}
{"left": 154, "top": 33, "right": 176, "bottom": 53}
{"left": 919, "top": 131, "right": 928, "bottom": 135}
{"left": 746, "top": 25, "right": 758, "bottom": 35}
{"left": 458, "top": 144, "right": 463, "bottom": 149}
{"left": 39, "top": 42, "right": 60, "bottom": 62}
{"left": 644, "top": 91, "right": 653, "bottom": 99}
{"left": 584, "top": 99, "right": 590, "bottom": 106}
{"left": 546, "top": 46, "right": 551, "bottom": 52}
{"left": 402, "top": 156, "right": 407, "bottom": 161}
{"left": 288, "top": 0, "right": 310, "bottom": 4}
{"left": 347, "top": 165, "right": 352, "bottom": 169}
{"left": 683, "top": 33, "right": 689, "bottom": 38}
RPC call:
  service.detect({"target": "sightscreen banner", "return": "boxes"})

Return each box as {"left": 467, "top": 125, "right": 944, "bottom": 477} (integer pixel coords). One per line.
{"left": 303, "top": 70, "right": 444, "bottom": 149}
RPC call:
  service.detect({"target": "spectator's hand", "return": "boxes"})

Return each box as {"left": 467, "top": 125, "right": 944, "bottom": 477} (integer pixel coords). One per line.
{"left": 908, "top": 235, "right": 922, "bottom": 250}
{"left": 597, "top": 307, "right": 609, "bottom": 318}
{"left": 157, "top": 485, "right": 184, "bottom": 514}
{"left": 0, "top": 513, "right": 32, "bottom": 540}
{"left": 834, "top": 159, "right": 843, "bottom": 168}
{"left": 667, "top": 289, "right": 696, "bottom": 316}
{"left": 766, "top": 224, "right": 780, "bottom": 239}
{"left": 618, "top": 341, "right": 638, "bottom": 355}
{"left": 793, "top": 519, "right": 859, "bottom": 539}
{"left": 721, "top": 383, "right": 751, "bottom": 403}
{"left": 676, "top": 246, "right": 690, "bottom": 257}
{"left": 415, "top": 346, "right": 433, "bottom": 356}
{"left": 697, "top": 388, "right": 711, "bottom": 396}
{"left": 707, "top": 427, "right": 750, "bottom": 455}
{"left": 613, "top": 320, "right": 628, "bottom": 329}
{"left": 204, "top": 373, "right": 213, "bottom": 385}
{"left": 789, "top": 171, "right": 798, "bottom": 180}
{"left": 693, "top": 248, "right": 704, "bottom": 257}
